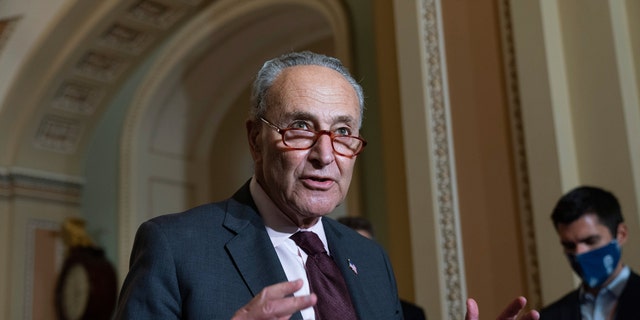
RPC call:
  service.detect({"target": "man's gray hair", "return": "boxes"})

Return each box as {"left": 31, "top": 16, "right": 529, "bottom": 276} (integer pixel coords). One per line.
{"left": 250, "top": 51, "right": 364, "bottom": 126}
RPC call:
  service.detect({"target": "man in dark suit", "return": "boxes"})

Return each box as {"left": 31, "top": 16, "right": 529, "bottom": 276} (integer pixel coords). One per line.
{"left": 540, "top": 186, "right": 640, "bottom": 319}
{"left": 115, "top": 51, "right": 538, "bottom": 320}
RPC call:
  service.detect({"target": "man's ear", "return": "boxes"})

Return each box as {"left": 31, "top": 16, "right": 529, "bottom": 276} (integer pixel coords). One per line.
{"left": 616, "top": 223, "right": 628, "bottom": 245}
{"left": 246, "top": 119, "right": 261, "bottom": 160}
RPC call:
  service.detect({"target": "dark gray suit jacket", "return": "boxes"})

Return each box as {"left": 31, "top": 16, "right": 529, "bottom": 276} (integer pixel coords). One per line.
{"left": 115, "top": 182, "right": 403, "bottom": 319}
{"left": 539, "top": 270, "right": 640, "bottom": 319}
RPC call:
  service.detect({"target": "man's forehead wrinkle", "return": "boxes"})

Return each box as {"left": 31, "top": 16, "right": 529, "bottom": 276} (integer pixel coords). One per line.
{"left": 284, "top": 86, "right": 355, "bottom": 104}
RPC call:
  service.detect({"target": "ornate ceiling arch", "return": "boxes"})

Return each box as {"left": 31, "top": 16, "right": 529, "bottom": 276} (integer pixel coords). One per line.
{"left": 116, "top": 0, "right": 352, "bottom": 276}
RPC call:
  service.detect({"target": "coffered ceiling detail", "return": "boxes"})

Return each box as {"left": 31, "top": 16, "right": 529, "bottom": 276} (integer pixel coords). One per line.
{"left": 33, "top": 0, "right": 214, "bottom": 155}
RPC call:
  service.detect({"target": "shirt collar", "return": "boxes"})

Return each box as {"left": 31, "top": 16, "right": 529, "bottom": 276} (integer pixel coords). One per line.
{"left": 249, "top": 177, "right": 328, "bottom": 251}
{"left": 580, "top": 265, "right": 631, "bottom": 300}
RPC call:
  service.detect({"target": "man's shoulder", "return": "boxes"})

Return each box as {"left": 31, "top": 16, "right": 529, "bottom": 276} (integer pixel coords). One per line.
{"left": 147, "top": 200, "right": 230, "bottom": 226}
{"left": 628, "top": 269, "right": 640, "bottom": 282}
{"left": 142, "top": 194, "right": 259, "bottom": 235}
{"left": 540, "top": 269, "right": 640, "bottom": 318}
{"left": 133, "top": 196, "right": 263, "bottom": 253}
{"left": 621, "top": 269, "right": 640, "bottom": 297}
{"left": 614, "top": 269, "right": 640, "bottom": 319}
{"left": 146, "top": 180, "right": 255, "bottom": 226}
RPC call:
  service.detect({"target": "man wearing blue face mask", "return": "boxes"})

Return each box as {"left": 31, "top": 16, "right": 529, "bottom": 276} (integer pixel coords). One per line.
{"left": 540, "top": 186, "right": 640, "bottom": 319}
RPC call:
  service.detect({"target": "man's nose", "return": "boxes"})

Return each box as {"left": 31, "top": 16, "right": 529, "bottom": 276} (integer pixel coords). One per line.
{"left": 575, "top": 244, "right": 591, "bottom": 255}
{"left": 309, "top": 133, "right": 335, "bottom": 165}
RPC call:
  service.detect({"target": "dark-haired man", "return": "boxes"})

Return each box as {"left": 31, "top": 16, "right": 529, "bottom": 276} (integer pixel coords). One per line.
{"left": 540, "top": 186, "right": 640, "bottom": 319}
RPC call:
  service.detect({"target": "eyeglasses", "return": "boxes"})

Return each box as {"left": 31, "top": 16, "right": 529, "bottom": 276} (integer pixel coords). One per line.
{"left": 260, "top": 117, "right": 367, "bottom": 158}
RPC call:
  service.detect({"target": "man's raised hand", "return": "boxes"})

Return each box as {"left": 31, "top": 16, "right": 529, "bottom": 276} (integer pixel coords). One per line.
{"left": 232, "top": 279, "right": 316, "bottom": 320}
{"left": 465, "top": 296, "right": 540, "bottom": 320}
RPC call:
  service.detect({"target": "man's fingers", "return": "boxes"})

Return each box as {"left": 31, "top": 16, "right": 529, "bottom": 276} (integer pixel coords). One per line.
{"left": 466, "top": 296, "right": 539, "bottom": 320}
{"left": 260, "top": 293, "right": 317, "bottom": 318}
{"left": 520, "top": 310, "right": 540, "bottom": 320}
{"left": 497, "top": 296, "right": 526, "bottom": 319}
{"left": 497, "top": 296, "right": 539, "bottom": 320}
{"left": 464, "top": 298, "right": 479, "bottom": 320}
{"left": 232, "top": 280, "right": 317, "bottom": 320}
{"left": 258, "top": 279, "right": 304, "bottom": 300}
{"left": 234, "top": 293, "right": 316, "bottom": 320}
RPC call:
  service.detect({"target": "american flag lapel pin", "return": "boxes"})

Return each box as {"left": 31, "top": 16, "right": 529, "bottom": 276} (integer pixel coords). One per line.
{"left": 348, "top": 259, "right": 358, "bottom": 275}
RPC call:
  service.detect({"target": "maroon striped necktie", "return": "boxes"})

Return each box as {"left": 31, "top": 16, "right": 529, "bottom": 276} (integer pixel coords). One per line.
{"left": 290, "top": 231, "right": 358, "bottom": 320}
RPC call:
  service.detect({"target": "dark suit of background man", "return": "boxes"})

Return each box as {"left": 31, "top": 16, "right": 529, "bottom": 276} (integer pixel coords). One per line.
{"left": 540, "top": 186, "right": 640, "bottom": 319}
{"left": 114, "top": 51, "right": 539, "bottom": 320}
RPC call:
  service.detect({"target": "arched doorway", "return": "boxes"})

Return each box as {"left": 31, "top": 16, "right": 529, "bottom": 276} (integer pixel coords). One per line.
{"left": 115, "top": 0, "right": 355, "bottom": 278}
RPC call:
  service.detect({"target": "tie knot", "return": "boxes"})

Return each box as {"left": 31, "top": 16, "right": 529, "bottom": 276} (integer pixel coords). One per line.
{"left": 290, "top": 231, "right": 326, "bottom": 256}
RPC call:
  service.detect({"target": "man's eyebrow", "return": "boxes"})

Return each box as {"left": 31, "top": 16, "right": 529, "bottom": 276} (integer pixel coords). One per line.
{"left": 333, "top": 115, "right": 356, "bottom": 125}
{"left": 581, "top": 235, "right": 601, "bottom": 243}
{"left": 562, "top": 235, "right": 601, "bottom": 246}
{"left": 283, "top": 111, "right": 356, "bottom": 125}
{"left": 284, "top": 111, "right": 314, "bottom": 121}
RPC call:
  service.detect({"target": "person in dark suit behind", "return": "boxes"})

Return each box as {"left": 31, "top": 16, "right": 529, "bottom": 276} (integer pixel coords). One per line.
{"left": 114, "top": 51, "right": 538, "bottom": 320}
{"left": 338, "top": 216, "right": 427, "bottom": 320}
{"left": 540, "top": 186, "right": 640, "bottom": 319}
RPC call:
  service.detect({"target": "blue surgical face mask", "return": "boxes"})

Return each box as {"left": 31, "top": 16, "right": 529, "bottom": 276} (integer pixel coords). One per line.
{"left": 566, "top": 240, "right": 621, "bottom": 288}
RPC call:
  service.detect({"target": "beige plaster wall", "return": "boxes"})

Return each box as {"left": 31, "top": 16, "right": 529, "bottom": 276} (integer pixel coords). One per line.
{"left": 441, "top": 0, "right": 529, "bottom": 315}
{"left": 511, "top": 0, "right": 640, "bottom": 306}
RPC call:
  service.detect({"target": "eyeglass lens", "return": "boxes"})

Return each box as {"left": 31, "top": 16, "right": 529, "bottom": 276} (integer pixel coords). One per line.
{"left": 283, "top": 130, "right": 362, "bottom": 156}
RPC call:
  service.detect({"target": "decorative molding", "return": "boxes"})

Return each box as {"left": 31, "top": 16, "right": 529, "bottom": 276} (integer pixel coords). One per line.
{"left": 126, "top": 0, "right": 187, "bottom": 30}
{"left": 51, "top": 80, "right": 104, "bottom": 115}
{"left": 75, "top": 50, "right": 129, "bottom": 83}
{"left": 0, "top": 167, "right": 84, "bottom": 204}
{"left": 422, "top": 0, "right": 465, "bottom": 318}
{"left": 498, "top": 0, "right": 542, "bottom": 309}
{"left": 43, "top": 0, "right": 213, "bottom": 156}
{"left": 98, "top": 22, "right": 156, "bottom": 55}
{"left": 33, "top": 115, "right": 83, "bottom": 154}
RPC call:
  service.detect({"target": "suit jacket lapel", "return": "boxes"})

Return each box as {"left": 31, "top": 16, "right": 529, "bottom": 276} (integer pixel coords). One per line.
{"left": 616, "top": 271, "right": 640, "bottom": 319}
{"left": 223, "top": 183, "right": 303, "bottom": 319}
{"left": 324, "top": 219, "right": 375, "bottom": 319}
{"left": 224, "top": 205, "right": 288, "bottom": 295}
